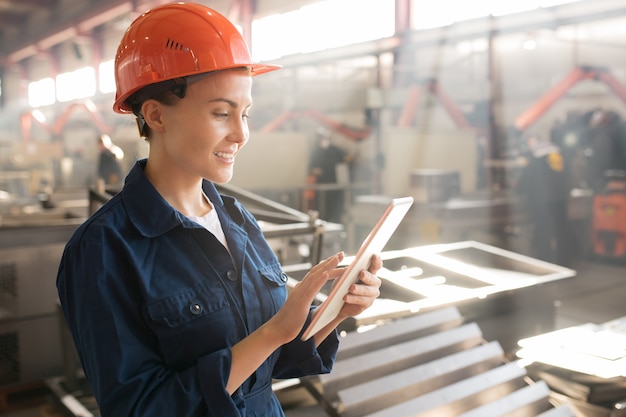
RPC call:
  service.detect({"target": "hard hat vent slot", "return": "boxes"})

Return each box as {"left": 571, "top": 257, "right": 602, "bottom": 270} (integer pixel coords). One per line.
{"left": 165, "top": 38, "right": 186, "bottom": 51}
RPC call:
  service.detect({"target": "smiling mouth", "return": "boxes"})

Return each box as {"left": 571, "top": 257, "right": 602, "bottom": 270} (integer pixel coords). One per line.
{"left": 214, "top": 151, "right": 235, "bottom": 161}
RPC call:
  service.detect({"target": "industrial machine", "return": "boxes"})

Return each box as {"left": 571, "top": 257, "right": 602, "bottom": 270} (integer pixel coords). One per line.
{"left": 591, "top": 170, "right": 626, "bottom": 262}
{"left": 0, "top": 202, "right": 83, "bottom": 413}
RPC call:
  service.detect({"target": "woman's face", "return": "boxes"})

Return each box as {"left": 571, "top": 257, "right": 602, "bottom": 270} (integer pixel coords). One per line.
{"left": 154, "top": 69, "right": 253, "bottom": 184}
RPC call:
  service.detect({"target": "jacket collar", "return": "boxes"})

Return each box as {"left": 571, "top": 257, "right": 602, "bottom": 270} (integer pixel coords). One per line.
{"left": 122, "top": 159, "right": 245, "bottom": 238}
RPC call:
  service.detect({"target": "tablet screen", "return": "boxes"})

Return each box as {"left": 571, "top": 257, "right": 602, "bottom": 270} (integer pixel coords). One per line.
{"left": 301, "top": 196, "right": 414, "bottom": 341}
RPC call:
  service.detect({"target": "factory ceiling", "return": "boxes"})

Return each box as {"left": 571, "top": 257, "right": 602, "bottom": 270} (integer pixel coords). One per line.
{"left": 2, "top": 0, "right": 626, "bottom": 68}
{"left": 0, "top": 0, "right": 235, "bottom": 66}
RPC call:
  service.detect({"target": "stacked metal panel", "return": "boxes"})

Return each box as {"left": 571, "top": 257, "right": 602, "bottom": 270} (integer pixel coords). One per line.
{"left": 312, "top": 307, "right": 575, "bottom": 417}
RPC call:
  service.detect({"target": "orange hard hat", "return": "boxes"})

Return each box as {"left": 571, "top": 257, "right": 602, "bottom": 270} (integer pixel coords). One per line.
{"left": 113, "top": 2, "right": 281, "bottom": 114}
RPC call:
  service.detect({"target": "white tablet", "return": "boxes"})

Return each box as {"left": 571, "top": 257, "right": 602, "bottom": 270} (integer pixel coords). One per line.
{"left": 301, "top": 196, "right": 414, "bottom": 341}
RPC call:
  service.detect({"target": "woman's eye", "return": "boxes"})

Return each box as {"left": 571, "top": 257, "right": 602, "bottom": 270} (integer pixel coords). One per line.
{"left": 212, "top": 111, "right": 249, "bottom": 120}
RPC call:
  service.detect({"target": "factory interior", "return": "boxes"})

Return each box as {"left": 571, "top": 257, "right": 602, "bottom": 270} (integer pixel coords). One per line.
{"left": 1, "top": 0, "right": 626, "bottom": 416}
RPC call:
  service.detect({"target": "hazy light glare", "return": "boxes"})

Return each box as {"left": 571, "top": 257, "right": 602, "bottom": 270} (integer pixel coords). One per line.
{"left": 413, "top": 0, "right": 583, "bottom": 28}
{"left": 99, "top": 60, "right": 116, "bottom": 94}
{"left": 253, "top": 0, "right": 395, "bottom": 61}
{"left": 491, "top": 2, "right": 541, "bottom": 16}
{"left": 522, "top": 39, "right": 537, "bottom": 50}
{"left": 31, "top": 109, "right": 46, "bottom": 123}
{"left": 57, "top": 67, "right": 96, "bottom": 102}
{"left": 540, "top": 0, "right": 581, "bottom": 6}
{"left": 28, "top": 78, "right": 55, "bottom": 107}
{"left": 455, "top": 38, "right": 489, "bottom": 54}
{"left": 414, "top": 0, "right": 493, "bottom": 28}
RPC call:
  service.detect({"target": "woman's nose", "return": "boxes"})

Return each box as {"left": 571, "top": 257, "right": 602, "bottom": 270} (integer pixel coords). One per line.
{"left": 229, "top": 120, "right": 249, "bottom": 144}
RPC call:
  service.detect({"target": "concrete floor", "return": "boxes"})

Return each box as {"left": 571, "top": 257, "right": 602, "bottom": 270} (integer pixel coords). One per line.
{"left": 467, "top": 257, "right": 626, "bottom": 355}
{"left": 551, "top": 260, "right": 626, "bottom": 327}
{"left": 2, "top": 257, "right": 624, "bottom": 417}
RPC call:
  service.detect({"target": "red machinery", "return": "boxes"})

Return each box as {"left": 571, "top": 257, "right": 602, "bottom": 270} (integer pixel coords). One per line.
{"left": 592, "top": 171, "right": 626, "bottom": 261}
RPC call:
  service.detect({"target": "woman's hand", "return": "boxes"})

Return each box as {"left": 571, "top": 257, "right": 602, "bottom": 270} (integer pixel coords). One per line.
{"left": 336, "top": 254, "right": 382, "bottom": 320}
{"left": 310, "top": 254, "right": 383, "bottom": 345}
{"left": 229, "top": 253, "right": 344, "bottom": 394}
{"left": 230, "top": 254, "right": 382, "bottom": 393}
{"left": 267, "top": 252, "right": 345, "bottom": 344}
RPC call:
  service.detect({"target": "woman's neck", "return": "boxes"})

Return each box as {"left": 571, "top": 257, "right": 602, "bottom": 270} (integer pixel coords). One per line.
{"left": 144, "top": 157, "right": 211, "bottom": 217}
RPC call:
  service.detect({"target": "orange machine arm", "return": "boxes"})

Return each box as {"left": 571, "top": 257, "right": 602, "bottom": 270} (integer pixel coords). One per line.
{"left": 397, "top": 85, "right": 421, "bottom": 127}
{"left": 259, "top": 109, "right": 372, "bottom": 141}
{"left": 429, "top": 81, "right": 472, "bottom": 129}
{"left": 514, "top": 66, "right": 626, "bottom": 131}
{"left": 397, "top": 80, "right": 472, "bottom": 129}
{"left": 51, "top": 101, "right": 111, "bottom": 136}
{"left": 21, "top": 100, "right": 112, "bottom": 142}
{"left": 596, "top": 70, "right": 626, "bottom": 105}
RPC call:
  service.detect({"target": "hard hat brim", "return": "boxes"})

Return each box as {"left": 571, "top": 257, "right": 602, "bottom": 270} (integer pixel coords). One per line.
{"left": 250, "top": 63, "right": 283, "bottom": 76}
{"left": 113, "top": 64, "right": 282, "bottom": 114}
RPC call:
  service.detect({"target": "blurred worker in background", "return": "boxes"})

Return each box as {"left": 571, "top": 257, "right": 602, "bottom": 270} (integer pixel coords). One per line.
{"left": 96, "top": 133, "right": 123, "bottom": 185}
{"left": 308, "top": 128, "right": 352, "bottom": 223}
{"left": 516, "top": 132, "right": 572, "bottom": 267}
{"left": 56, "top": 3, "right": 382, "bottom": 417}
{"left": 585, "top": 109, "right": 626, "bottom": 191}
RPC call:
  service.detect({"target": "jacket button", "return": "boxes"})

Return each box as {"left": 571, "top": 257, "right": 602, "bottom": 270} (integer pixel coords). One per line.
{"left": 189, "top": 303, "right": 202, "bottom": 315}
{"left": 226, "top": 270, "right": 237, "bottom": 281}
{"left": 280, "top": 272, "right": 288, "bottom": 282}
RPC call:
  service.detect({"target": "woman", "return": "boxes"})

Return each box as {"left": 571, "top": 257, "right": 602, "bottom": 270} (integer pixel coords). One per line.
{"left": 56, "top": 2, "right": 382, "bottom": 417}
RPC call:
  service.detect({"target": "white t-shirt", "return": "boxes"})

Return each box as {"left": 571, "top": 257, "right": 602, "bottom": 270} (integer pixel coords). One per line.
{"left": 187, "top": 196, "right": 229, "bottom": 252}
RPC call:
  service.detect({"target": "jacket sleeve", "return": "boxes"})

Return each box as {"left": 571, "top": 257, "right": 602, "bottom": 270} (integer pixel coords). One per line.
{"left": 56, "top": 238, "right": 242, "bottom": 417}
{"left": 272, "top": 309, "right": 339, "bottom": 379}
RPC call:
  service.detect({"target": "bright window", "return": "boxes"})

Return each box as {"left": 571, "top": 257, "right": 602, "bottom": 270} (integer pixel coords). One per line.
{"left": 28, "top": 78, "right": 55, "bottom": 108}
{"left": 99, "top": 60, "right": 116, "bottom": 94}
{"left": 56, "top": 66, "right": 96, "bottom": 102}
{"left": 252, "top": 0, "right": 395, "bottom": 61}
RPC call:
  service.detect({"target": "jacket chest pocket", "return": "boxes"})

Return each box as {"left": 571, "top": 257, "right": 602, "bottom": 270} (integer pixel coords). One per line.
{"left": 145, "top": 283, "right": 234, "bottom": 369}
{"left": 258, "top": 263, "right": 289, "bottom": 312}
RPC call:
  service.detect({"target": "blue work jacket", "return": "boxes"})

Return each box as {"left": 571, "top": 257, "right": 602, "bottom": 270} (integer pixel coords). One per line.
{"left": 56, "top": 159, "right": 339, "bottom": 417}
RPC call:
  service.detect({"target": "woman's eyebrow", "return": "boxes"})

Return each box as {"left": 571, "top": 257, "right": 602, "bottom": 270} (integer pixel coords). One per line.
{"left": 208, "top": 98, "right": 253, "bottom": 109}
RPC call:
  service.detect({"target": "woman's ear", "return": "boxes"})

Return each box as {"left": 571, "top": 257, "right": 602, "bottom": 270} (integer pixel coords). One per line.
{"left": 141, "top": 99, "right": 165, "bottom": 133}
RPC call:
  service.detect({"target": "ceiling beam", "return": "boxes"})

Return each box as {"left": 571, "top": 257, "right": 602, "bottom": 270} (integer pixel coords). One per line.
{"left": 0, "top": 0, "right": 134, "bottom": 66}
{"left": 0, "top": 0, "right": 57, "bottom": 8}
{"left": 0, "top": 11, "right": 28, "bottom": 26}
